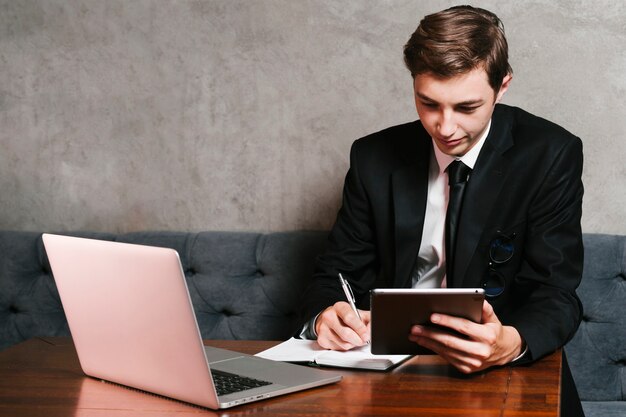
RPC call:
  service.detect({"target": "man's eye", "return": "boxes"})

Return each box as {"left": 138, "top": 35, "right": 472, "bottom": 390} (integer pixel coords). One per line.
{"left": 457, "top": 106, "right": 478, "bottom": 113}
{"left": 421, "top": 102, "right": 438, "bottom": 108}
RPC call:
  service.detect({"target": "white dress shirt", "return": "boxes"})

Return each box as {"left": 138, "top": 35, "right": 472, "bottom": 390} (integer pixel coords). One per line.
{"left": 412, "top": 120, "right": 491, "bottom": 288}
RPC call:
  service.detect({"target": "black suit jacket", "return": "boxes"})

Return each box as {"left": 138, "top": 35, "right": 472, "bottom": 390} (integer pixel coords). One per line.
{"left": 300, "top": 104, "right": 584, "bottom": 362}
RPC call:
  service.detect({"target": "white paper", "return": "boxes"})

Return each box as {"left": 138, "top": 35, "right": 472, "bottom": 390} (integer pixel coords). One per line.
{"left": 255, "top": 338, "right": 327, "bottom": 362}
{"left": 255, "top": 338, "right": 412, "bottom": 370}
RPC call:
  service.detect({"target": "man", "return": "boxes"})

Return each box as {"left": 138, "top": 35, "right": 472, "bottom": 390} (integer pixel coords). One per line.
{"left": 299, "top": 5, "right": 584, "bottom": 415}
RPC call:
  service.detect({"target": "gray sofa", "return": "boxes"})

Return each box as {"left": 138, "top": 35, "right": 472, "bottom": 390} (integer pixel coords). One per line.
{"left": 563, "top": 233, "right": 626, "bottom": 417}
{"left": 0, "top": 230, "right": 329, "bottom": 348}
{"left": 0, "top": 231, "right": 624, "bottom": 416}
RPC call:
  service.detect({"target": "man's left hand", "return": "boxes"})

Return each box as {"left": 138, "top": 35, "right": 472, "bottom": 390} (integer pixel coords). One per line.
{"left": 408, "top": 301, "right": 523, "bottom": 374}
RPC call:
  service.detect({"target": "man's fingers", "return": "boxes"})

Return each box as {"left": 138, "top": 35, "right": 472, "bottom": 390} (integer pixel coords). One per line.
{"left": 318, "top": 328, "right": 357, "bottom": 351}
{"left": 430, "top": 308, "right": 499, "bottom": 343}
{"left": 315, "top": 302, "right": 369, "bottom": 349}
{"left": 409, "top": 327, "right": 491, "bottom": 373}
{"left": 410, "top": 324, "right": 483, "bottom": 355}
{"left": 335, "top": 303, "right": 370, "bottom": 343}
{"left": 408, "top": 303, "right": 520, "bottom": 373}
{"left": 480, "top": 300, "right": 498, "bottom": 324}
{"left": 360, "top": 310, "right": 371, "bottom": 326}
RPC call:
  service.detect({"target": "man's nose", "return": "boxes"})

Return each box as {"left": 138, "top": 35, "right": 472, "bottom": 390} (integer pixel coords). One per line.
{"left": 437, "top": 110, "right": 457, "bottom": 137}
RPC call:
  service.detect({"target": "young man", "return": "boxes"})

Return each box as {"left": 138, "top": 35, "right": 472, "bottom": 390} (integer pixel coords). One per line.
{"left": 299, "top": 5, "right": 584, "bottom": 415}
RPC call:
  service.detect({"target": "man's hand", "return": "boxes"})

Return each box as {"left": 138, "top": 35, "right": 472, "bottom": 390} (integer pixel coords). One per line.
{"left": 408, "top": 301, "right": 523, "bottom": 373}
{"left": 315, "top": 301, "right": 371, "bottom": 351}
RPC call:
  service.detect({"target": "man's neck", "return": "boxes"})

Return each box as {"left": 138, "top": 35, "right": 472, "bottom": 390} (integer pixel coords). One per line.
{"left": 432, "top": 119, "right": 492, "bottom": 173}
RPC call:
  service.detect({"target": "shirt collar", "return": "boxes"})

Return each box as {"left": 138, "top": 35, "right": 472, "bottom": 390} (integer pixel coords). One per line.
{"left": 432, "top": 119, "right": 492, "bottom": 175}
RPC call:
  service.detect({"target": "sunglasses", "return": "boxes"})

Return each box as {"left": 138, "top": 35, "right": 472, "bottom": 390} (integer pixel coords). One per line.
{"left": 482, "top": 232, "right": 515, "bottom": 298}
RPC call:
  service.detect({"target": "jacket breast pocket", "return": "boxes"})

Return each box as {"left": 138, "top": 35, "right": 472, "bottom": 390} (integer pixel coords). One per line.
{"left": 482, "top": 220, "right": 526, "bottom": 298}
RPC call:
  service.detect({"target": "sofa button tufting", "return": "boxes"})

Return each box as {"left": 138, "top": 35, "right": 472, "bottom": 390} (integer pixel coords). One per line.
{"left": 9, "top": 305, "right": 19, "bottom": 314}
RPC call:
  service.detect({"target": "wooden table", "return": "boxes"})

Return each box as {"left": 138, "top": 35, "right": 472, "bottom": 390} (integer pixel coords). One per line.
{"left": 0, "top": 337, "right": 561, "bottom": 416}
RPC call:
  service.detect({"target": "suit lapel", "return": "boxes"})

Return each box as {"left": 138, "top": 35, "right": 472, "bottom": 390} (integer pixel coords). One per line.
{"left": 392, "top": 131, "right": 431, "bottom": 288}
{"left": 452, "top": 106, "right": 514, "bottom": 287}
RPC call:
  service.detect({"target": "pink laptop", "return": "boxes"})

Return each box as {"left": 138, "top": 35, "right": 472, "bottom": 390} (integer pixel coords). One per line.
{"left": 42, "top": 233, "right": 341, "bottom": 409}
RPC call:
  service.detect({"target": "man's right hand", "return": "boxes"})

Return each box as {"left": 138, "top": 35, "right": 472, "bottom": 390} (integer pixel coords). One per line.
{"left": 315, "top": 301, "right": 371, "bottom": 351}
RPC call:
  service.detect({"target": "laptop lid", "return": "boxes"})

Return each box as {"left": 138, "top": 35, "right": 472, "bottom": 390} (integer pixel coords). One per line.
{"left": 42, "top": 233, "right": 341, "bottom": 409}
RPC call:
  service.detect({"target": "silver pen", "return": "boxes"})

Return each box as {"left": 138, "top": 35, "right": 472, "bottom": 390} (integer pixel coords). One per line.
{"left": 338, "top": 273, "right": 363, "bottom": 321}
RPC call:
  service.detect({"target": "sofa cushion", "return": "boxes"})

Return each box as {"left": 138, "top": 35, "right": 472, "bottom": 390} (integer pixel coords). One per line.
{"left": 582, "top": 401, "right": 626, "bottom": 417}
{"left": 564, "top": 233, "right": 626, "bottom": 402}
{"left": 0, "top": 231, "right": 328, "bottom": 350}
{"left": 0, "top": 231, "right": 116, "bottom": 351}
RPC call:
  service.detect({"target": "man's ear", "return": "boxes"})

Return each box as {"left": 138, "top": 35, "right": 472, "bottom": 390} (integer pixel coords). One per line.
{"left": 495, "top": 74, "right": 513, "bottom": 103}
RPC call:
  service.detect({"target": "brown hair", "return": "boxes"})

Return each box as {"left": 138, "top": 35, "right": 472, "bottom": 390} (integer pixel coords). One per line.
{"left": 403, "top": 5, "right": 512, "bottom": 91}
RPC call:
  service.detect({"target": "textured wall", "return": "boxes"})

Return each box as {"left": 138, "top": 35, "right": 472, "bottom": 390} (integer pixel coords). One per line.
{"left": 1, "top": 0, "right": 624, "bottom": 234}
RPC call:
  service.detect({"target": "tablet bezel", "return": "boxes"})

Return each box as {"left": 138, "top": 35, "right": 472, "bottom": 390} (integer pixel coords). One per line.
{"left": 370, "top": 288, "right": 485, "bottom": 355}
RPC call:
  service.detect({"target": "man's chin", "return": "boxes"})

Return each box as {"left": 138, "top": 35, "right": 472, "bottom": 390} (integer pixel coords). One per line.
{"left": 435, "top": 139, "right": 469, "bottom": 157}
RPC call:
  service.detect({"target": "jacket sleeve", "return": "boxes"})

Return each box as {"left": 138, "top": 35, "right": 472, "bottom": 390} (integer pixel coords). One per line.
{"left": 299, "top": 139, "right": 381, "bottom": 323}
{"left": 509, "top": 137, "right": 584, "bottom": 362}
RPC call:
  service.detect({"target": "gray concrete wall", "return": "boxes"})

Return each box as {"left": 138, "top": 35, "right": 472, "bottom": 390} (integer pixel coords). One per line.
{"left": 1, "top": 0, "right": 624, "bottom": 234}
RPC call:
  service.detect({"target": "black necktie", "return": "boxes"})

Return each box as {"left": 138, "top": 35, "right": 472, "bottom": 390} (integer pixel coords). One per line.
{"left": 445, "top": 160, "right": 471, "bottom": 286}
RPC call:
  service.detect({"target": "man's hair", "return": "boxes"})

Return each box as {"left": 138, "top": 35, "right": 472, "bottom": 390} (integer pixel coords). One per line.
{"left": 403, "top": 5, "right": 513, "bottom": 91}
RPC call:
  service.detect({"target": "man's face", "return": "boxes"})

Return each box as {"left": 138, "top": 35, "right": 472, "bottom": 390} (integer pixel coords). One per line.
{"left": 413, "top": 67, "right": 511, "bottom": 157}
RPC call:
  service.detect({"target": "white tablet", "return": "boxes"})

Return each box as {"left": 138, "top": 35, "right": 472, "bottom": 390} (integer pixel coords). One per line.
{"left": 370, "top": 288, "right": 485, "bottom": 355}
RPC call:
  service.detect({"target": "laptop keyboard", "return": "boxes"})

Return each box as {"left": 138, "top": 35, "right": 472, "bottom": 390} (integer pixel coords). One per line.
{"left": 211, "top": 369, "right": 272, "bottom": 396}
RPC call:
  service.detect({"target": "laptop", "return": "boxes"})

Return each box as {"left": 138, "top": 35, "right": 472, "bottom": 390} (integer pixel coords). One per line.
{"left": 42, "top": 233, "right": 341, "bottom": 409}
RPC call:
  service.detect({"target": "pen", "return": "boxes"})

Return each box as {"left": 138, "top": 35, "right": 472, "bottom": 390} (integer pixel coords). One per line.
{"left": 338, "top": 273, "right": 362, "bottom": 321}
{"left": 338, "top": 273, "right": 370, "bottom": 344}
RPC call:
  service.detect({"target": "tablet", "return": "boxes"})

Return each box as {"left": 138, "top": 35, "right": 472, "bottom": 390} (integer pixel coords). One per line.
{"left": 370, "top": 288, "right": 485, "bottom": 355}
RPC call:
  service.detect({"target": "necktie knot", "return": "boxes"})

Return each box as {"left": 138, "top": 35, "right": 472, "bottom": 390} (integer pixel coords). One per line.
{"left": 447, "top": 160, "right": 471, "bottom": 186}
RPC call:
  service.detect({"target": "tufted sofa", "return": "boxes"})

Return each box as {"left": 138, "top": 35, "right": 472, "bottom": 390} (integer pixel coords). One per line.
{"left": 0, "top": 230, "right": 624, "bottom": 416}
{"left": 0, "top": 230, "right": 328, "bottom": 350}
{"left": 564, "top": 233, "right": 626, "bottom": 417}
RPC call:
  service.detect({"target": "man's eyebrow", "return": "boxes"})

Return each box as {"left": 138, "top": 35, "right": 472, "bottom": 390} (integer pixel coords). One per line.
{"left": 455, "top": 99, "right": 485, "bottom": 106}
{"left": 415, "top": 92, "right": 484, "bottom": 106}
{"left": 415, "top": 92, "right": 436, "bottom": 102}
